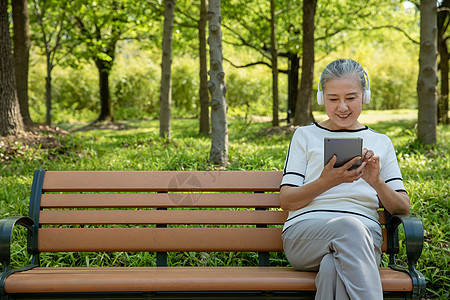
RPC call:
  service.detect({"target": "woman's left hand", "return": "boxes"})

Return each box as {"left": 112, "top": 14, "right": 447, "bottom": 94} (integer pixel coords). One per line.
{"left": 361, "top": 148, "right": 382, "bottom": 187}
{"left": 360, "top": 148, "right": 411, "bottom": 215}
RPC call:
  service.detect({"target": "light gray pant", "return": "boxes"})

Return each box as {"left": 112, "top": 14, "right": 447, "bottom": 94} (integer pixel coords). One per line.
{"left": 282, "top": 216, "right": 383, "bottom": 300}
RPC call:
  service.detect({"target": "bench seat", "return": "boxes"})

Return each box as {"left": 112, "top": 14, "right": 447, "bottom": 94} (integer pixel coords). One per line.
{"left": 4, "top": 267, "right": 412, "bottom": 294}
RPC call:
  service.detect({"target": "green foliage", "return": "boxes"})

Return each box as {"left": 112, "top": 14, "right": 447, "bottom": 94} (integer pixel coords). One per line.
{"left": 28, "top": 62, "right": 99, "bottom": 123}
{"left": 226, "top": 67, "right": 273, "bottom": 118}
{"left": 26, "top": 0, "right": 422, "bottom": 125}
{"left": 0, "top": 112, "right": 448, "bottom": 298}
{"left": 28, "top": 0, "right": 75, "bottom": 68}
{"left": 28, "top": 42, "right": 287, "bottom": 123}
{"left": 366, "top": 49, "right": 418, "bottom": 110}
{"left": 66, "top": 0, "right": 156, "bottom": 64}
{"left": 171, "top": 59, "right": 200, "bottom": 118}
{"left": 53, "top": 66, "right": 99, "bottom": 111}
{"left": 111, "top": 49, "right": 161, "bottom": 120}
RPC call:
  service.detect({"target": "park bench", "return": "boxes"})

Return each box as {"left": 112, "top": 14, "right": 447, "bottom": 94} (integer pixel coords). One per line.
{"left": 1, "top": 169, "right": 425, "bottom": 299}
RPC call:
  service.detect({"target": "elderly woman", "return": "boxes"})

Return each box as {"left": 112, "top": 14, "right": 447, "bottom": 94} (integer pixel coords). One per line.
{"left": 280, "top": 59, "right": 410, "bottom": 299}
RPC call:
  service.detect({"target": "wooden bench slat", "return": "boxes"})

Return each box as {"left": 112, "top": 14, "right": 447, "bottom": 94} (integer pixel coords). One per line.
{"left": 42, "top": 171, "right": 283, "bottom": 192}
{"left": 40, "top": 193, "right": 281, "bottom": 208}
{"left": 39, "top": 210, "right": 288, "bottom": 225}
{"left": 379, "top": 210, "right": 387, "bottom": 224}
{"left": 382, "top": 229, "right": 387, "bottom": 252}
{"left": 38, "top": 228, "right": 284, "bottom": 252}
{"left": 38, "top": 209, "right": 386, "bottom": 226}
{"left": 37, "top": 227, "right": 388, "bottom": 253}
{"left": 3, "top": 267, "right": 412, "bottom": 294}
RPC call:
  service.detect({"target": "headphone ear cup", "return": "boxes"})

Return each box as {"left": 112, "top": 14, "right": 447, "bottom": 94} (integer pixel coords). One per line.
{"left": 363, "top": 90, "right": 371, "bottom": 104}
{"left": 317, "top": 91, "right": 324, "bottom": 105}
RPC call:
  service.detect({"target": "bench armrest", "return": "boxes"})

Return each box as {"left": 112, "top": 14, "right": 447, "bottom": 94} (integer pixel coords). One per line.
{"left": 0, "top": 216, "right": 35, "bottom": 272}
{"left": 1, "top": 216, "right": 38, "bottom": 297}
{"left": 386, "top": 214, "right": 426, "bottom": 298}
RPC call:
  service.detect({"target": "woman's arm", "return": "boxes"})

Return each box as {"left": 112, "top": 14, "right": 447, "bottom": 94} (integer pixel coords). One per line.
{"left": 280, "top": 155, "right": 365, "bottom": 211}
{"left": 361, "top": 148, "right": 411, "bottom": 215}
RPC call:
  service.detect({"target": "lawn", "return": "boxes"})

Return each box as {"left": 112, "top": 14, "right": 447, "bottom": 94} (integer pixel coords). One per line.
{"left": 0, "top": 109, "right": 448, "bottom": 299}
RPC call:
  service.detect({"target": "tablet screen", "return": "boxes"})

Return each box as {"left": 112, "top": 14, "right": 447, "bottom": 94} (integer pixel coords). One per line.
{"left": 324, "top": 137, "right": 363, "bottom": 170}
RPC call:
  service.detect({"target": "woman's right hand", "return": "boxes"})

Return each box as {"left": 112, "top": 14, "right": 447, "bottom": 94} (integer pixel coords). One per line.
{"left": 319, "top": 155, "right": 366, "bottom": 189}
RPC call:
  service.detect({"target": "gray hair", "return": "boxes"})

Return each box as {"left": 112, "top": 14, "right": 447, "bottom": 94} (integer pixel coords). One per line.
{"left": 319, "top": 59, "right": 367, "bottom": 91}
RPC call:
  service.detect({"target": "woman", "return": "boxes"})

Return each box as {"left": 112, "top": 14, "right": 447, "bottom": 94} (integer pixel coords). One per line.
{"left": 280, "top": 59, "right": 410, "bottom": 300}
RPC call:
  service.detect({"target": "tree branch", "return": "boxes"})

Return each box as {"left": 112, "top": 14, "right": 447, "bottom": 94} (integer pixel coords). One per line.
{"left": 223, "top": 57, "right": 288, "bottom": 74}
{"left": 173, "top": 20, "right": 197, "bottom": 28}
{"left": 316, "top": 24, "right": 419, "bottom": 45}
{"left": 223, "top": 57, "right": 271, "bottom": 69}
{"left": 316, "top": 26, "right": 350, "bottom": 41}
{"left": 365, "top": 25, "right": 419, "bottom": 44}
{"left": 175, "top": 4, "right": 198, "bottom": 23}
{"left": 222, "top": 23, "right": 270, "bottom": 60}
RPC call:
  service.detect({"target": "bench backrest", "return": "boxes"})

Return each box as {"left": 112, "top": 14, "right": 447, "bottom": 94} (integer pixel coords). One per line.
{"left": 28, "top": 170, "right": 388, "bottom": 266}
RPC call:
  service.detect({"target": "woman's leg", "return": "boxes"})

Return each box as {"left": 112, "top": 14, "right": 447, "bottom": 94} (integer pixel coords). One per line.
{"left": 282, "top": 216, "right": 383, "bottom": 300}
{"left": 315, "top": 253, "right": 350, "bottom": 300}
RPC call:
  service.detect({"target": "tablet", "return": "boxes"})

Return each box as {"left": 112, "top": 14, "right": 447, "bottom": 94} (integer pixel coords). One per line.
{"left": 324, "top": 137, "right": 363, "bottom": 170}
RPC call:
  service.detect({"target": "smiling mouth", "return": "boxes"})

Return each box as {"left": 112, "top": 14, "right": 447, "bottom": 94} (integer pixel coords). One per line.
{"left": 336, "top": 113, "right": 351, "bottom": 119}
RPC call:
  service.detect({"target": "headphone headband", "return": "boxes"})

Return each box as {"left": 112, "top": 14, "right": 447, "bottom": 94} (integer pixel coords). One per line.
{"left": 317, "top": 70, "right": 371, "bottom": 105}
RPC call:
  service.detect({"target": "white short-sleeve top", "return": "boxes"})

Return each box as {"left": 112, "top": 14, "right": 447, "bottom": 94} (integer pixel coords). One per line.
{"left": 281, "top": 122, "right": 406, "bottom": 233}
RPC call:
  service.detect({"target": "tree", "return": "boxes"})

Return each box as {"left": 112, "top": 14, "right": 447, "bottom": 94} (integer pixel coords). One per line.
{"left": 208, "top": 0, "right": 228, "bottom": 165}
{"left": 70, "top": 0, "right": 151, "bottom": 123}
{"left": 417, "top": 0, "right": 438, "bottom": 145}
{"left": 31, "top": 0, "right": 71, "bottom": 125}
{"left": 198, "top": 0, "right": 210, "bottom": 134}
{"left": 0, "top": 0, "right": 23, "bottom": 136}
{"left": 293, "top": 0, "right": 316, "bottom": 126}
{"left": 270, "top": 0, "right": 279, "bottom": 127}
{"left": 12, "top": 0, "right": 33, "bottom": 126}
{"left": 171, "top": 0, "right": 210, "bottom": 134}
{"left": 160, "top": 0, "right": 176, "bottom": 139}
{"left": 286, "top": 53, "right": 300, "bottom": 123}
{"left": 73, "top": 2, "right": 119, "bottom": 122}
{"left": 437, "top": 0, "right": 449, "bottom": 125}
{"left": 221, "top": 0, "right": 280, "bottom": 124}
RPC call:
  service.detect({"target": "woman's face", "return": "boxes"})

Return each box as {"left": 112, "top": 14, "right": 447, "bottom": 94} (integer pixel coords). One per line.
{"left": 322, "top": 75, "right": 364, "bottom": 130}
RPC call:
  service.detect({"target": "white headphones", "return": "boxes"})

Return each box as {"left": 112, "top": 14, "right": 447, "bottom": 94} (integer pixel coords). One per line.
{"left": 317, "top": 70, "right": 371, "bottom": 105}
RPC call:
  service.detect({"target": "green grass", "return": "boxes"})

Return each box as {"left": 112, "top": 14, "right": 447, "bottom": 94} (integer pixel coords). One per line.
{"left": 0, "top": 109, "right": 448, "bottom": 299}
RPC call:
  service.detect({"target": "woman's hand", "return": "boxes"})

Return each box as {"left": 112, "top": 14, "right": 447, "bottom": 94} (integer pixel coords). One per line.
{"left": 319, "top": 155, "right": 366, "bottom": 188}
{"left": 360, "top": 148, "right": 411, "bottom": 215}
{"left": 360, "top": 148, "right": 382, "bottom": 188}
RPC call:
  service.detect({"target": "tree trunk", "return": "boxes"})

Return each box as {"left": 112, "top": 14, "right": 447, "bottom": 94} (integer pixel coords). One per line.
{"left": 160, "top": 0, "right": 176, "bottom": 139}
{"left": 437, "top": 0, "right": 449, "bottom": 125}
{"left": 270, "top": 0, "right": 279, "bottom": 127}
{"left": 0, "top": 0, "right": 23, "bottom": 136}
{"left": 45, "top": 73, "right": 52, "bottom": 125}
{"left": 417, "top": 0, "right": 438, "bottom": 145}
{"left": 438, "top": 36, "right": 449, "bottom": 125}
{"left": 95, "top": 59, "right": 114, "bottom": 122}
{"left": 199, "top": 0, "right": 210, "bottom": 134}
{"left": 12, "top": 0, "right": 33, "bottom": 126}
{"left": 287, "top": 52, "right": 299, "bottom": 123}
{"left": 208, "top": 0, "right": 228, "bottom": 165}
{"left": 45, "top": 45, "right": 53, "bottom": 125}
{"left": 293, "top": 0, "right": 316, "bottom": 126}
